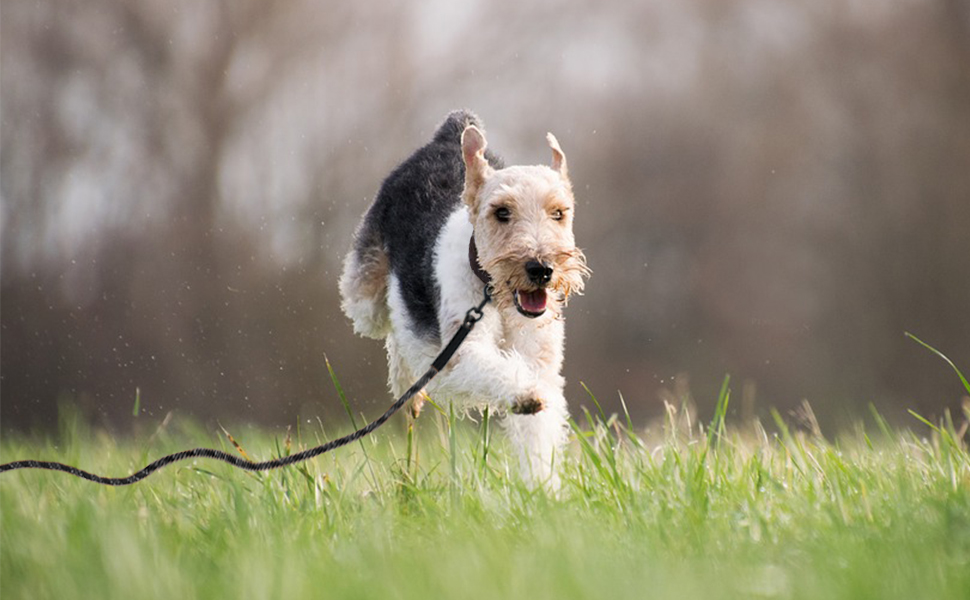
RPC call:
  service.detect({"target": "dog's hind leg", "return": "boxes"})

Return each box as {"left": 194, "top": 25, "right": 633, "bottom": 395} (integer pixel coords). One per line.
{"left": 339, "top": 214, "right": 391, "bottom": 340}
{"left": 384, "top": 332, "right": 429, "bottom": 419}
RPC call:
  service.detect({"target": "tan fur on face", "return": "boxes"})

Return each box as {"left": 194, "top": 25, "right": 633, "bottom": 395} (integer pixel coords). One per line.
{"left": 461, "top": 129, "right": 590, "bottom": 316}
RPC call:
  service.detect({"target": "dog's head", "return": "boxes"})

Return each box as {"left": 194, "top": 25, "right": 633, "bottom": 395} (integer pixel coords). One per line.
{"left": 461, "top": 125, "right": 589, "bottom": 319}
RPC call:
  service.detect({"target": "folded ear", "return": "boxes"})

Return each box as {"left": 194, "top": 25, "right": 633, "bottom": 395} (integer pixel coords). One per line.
{"left": 461, "top": 125, "right": 491, "bottom": 210}
{"left": 547, "top": 133, "right": 568, "bottom": 179}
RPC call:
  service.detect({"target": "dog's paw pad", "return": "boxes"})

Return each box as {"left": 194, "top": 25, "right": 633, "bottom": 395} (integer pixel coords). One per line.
{"left": 510, "top": 397, "right": 545, "bottom": 415}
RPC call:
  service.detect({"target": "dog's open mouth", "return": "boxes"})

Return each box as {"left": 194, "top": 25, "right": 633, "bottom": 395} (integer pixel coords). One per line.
{"left": 514, "top": 289, "right": 547, "bottom": 318}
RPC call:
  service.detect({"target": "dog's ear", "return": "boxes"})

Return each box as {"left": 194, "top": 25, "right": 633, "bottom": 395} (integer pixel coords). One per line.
{"left": 461, "top": 125, "right": 491, "bottom": 211}
{"left": 546, "top": 133, "right": 568, "bottom": 179}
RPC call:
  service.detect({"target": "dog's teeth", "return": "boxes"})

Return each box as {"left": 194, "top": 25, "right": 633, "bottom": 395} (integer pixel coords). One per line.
{"left": 515, "top": 289, "right": 548, "bottom": 316}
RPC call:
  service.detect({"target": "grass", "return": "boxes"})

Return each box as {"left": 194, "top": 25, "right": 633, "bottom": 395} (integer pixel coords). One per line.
{"left": 2, "top": 336, "right": 969, "bottom": 600}
{"left": 1, "top": 396, "right": 967, "bottom": 600}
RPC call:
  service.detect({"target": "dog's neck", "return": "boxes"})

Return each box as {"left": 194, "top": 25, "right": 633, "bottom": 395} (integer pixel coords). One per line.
{"left": 468, "top": 236, "right": 491, "bottom": 286}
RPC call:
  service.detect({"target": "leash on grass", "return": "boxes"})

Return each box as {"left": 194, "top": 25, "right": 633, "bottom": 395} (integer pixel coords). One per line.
{"left": 0, "top": 286, "right": 492, "bottom": 486}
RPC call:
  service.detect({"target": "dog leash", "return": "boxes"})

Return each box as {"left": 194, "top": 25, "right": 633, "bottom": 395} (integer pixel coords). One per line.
{"left": 0, "top": 285, "right": 492, "bottom": 486}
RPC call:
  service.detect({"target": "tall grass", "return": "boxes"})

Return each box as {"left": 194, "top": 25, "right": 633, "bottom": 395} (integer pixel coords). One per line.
{"left": 2, "top": 339, "right": 969, "bottom": 600}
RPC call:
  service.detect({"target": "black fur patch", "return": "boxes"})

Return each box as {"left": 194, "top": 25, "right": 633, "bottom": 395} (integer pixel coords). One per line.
{"left": 356, "top": 110, "right": 504, "bottom": 342}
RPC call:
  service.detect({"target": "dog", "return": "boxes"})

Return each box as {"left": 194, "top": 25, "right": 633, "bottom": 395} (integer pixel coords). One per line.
{"left": 339, "top": 110, "right": 589, "bottom": 488}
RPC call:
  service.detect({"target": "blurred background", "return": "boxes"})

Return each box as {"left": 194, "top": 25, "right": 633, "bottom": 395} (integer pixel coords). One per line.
{"left": 2, "top": 0, "right": 968, "bottom": 436}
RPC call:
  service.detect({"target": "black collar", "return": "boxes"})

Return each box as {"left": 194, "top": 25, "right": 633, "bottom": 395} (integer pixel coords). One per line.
{"left": 468, "top": 236, "right": 491, "bottom": 285}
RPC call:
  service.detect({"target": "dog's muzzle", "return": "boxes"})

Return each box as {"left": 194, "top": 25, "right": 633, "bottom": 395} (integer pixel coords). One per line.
{"left": 515, "top": 260, "right": 552, "bottom": 318}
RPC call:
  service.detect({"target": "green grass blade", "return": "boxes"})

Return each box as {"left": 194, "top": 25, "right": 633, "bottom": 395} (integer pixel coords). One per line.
{"left": 707, "top": 374, "right": 731, "bottom": 449}
{"left": 907, "top": 409, "right": 938, "bottom": 432}
{"left": 905, "top": 332, "right": 970, "bottom": 396}
{"left": 582, "top": 382, "right": 608, "bottom": 425}
{"left": 868, "top": 403, "right": 894, "bottom": 439}
{"left": 325, "top": 355, "right": 381, "bottom": 494}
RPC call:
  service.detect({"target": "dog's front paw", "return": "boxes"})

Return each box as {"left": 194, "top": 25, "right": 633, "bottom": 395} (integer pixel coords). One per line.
{"left": 510, "top": 396, "right": 545, "bottom": 415}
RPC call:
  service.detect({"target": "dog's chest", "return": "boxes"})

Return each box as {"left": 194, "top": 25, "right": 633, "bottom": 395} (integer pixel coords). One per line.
{"left": 495, "top": 316, "right": 561, "bottom": 367}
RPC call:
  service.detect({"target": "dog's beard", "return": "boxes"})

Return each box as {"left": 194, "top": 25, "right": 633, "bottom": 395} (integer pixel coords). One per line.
{"left": 484, "top": 248, "right": 589, "bottom": 319}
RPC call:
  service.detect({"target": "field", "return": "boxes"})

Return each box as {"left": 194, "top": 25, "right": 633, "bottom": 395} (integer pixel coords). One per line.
{"left": 2, "top": 396, "right": 968, "bottom": 599}
{"left": 2, "top": 371, "right": 969, "bottom": 599}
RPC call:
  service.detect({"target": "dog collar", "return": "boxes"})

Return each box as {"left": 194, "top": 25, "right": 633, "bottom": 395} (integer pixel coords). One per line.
{"left": 468, "top": 236, "right": 491, "bottom": 285}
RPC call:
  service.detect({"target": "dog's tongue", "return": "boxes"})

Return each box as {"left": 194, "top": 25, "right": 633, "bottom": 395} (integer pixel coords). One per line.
{"left": 518, "top": 289, "right": 548, "bottom": 314}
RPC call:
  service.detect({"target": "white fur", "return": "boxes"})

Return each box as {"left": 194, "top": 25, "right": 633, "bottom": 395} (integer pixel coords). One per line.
{"left": 373, "top": 205, "right": 569, "bottom": 489}
{"left": 341, "top": 118, "right": 585, "bottom": 491}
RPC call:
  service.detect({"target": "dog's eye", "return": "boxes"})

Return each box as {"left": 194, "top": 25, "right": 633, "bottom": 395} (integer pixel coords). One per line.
{"left": 494, "top": 207, "right": 511, "bottom": 222}
{"left": 551, "top": 209, "right": 565, "bottom": 221}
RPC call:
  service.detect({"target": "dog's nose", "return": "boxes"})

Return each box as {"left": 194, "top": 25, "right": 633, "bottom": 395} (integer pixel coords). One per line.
{"left": 525, "top": 260, "right": 553, "bottom": 286}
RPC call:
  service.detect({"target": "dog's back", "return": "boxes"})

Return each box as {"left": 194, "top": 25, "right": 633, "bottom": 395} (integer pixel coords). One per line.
{"left": 339, "top": 111, "right": 502, "bottom": 341}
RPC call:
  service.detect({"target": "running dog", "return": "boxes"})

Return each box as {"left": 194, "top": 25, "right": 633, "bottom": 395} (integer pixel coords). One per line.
{"left": 339, "top": 110, "right": 589, "bottom": 488}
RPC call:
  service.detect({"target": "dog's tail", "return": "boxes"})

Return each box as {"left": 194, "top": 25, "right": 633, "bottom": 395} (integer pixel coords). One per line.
{"left": 434, "top": 109, "right": 504, "bottom": 169}
{"left": 433, "top": 109, "right": 485, "bottom": 144}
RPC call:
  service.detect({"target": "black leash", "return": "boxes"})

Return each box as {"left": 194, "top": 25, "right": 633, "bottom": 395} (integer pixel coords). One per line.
{"left": 0, "top": 286, "right": 492, "bottom": 486}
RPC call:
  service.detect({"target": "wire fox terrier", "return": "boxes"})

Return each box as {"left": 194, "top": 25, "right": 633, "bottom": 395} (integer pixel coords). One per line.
{"left": 339, "top": 110, "right": 589, "bottom": 487}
